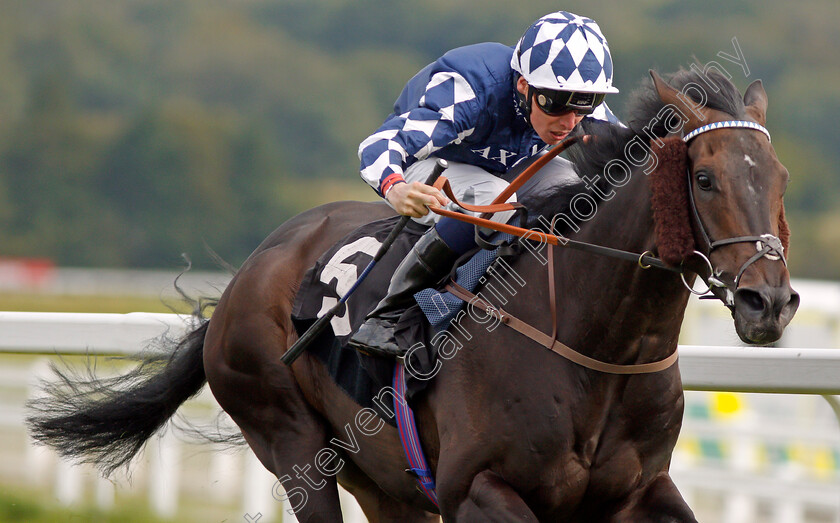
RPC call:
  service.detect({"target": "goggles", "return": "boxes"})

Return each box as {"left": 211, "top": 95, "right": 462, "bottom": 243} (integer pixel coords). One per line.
{"left": 532, "top": 88, "right": 606, "bottom": 116}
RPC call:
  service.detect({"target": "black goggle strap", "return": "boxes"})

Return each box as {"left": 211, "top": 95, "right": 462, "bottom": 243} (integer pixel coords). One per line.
{"left": 516, "top": 84, "right": 532, "bottom": 121}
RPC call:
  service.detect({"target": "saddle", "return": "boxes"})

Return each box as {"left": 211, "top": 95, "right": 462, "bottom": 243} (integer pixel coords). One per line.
{"left": 291, "top": 214, "right": 520, "bottom": 415}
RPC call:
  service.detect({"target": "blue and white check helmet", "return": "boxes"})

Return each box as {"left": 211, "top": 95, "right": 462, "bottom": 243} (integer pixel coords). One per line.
{"left": 512, "top": 11, "right": 619, "bottom": 95}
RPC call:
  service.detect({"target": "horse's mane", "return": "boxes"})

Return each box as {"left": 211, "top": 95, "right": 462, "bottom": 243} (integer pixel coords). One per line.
{"left": 626, "top": 68, "right": 747, "bottom": 135}
{"left": 526, "top": 67, "right": 746, "bottom": 232}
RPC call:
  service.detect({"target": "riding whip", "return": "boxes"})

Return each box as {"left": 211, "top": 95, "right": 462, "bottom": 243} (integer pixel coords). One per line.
{"left": 280, "top": 159, "right": 449, "bottom": 366}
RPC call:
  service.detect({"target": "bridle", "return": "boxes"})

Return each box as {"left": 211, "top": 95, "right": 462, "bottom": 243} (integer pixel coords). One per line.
{"left": 429, "top": 121, "right": 788, "bottom": 313}
{"left": 682, "top": 120, "right": 787, "bottom": 308}
{"left": 425, "top": 123, "right": 787, "bottom": 374}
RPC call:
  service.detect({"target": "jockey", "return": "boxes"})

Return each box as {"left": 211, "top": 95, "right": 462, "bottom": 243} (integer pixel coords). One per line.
{"left": 349, "top": 11, "right": 620, "bottom": 358}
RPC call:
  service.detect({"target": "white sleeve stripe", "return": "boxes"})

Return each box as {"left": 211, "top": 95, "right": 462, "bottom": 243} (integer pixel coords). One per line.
{"left": 360, "top": 149, "right": 403, "bottom": 188}
{"left": 357, "top": 129, "right": 400, "bottom": 157}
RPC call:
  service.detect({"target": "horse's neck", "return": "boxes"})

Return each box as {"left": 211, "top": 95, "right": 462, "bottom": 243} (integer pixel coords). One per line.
{"left": 547, "top": 167, "right": 690, "bottom": 364}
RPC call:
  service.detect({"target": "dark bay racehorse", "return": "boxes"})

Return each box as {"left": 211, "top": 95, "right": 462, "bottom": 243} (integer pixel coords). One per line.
{"left": 28, "top": 69, "right": 798, "bottom": 522}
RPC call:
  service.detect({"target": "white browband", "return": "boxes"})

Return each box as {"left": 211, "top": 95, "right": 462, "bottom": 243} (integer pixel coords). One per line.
{"left": 683, "top": 120, "right": 771, "bottom": 143}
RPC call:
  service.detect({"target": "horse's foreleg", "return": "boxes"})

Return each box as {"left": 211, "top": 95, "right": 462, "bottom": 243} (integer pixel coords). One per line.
{"left": 442, "top": 470, "right": 538, "bottom": 522}
{"left": 609, "top": 472, "right": 697, "bottom": 523}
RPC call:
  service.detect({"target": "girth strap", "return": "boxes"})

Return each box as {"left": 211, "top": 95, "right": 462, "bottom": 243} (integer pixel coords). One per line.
{"left": 393, "top": 363, "right": 439, "bottom": 507}
{"left": 444, "top": 281, "right": 679, "bottom": 375}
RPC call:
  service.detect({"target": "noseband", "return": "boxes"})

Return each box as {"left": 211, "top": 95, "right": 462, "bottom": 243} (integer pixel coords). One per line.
{"left": 683, "top": 121, "right": 787, "bottom": 307}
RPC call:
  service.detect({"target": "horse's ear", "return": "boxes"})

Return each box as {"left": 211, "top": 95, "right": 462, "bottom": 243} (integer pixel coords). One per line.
{"left": 743, "top": 79, "right": 768, "bottom": 126}
{"left": 649, "top": 70, "right": 705, "bottom": 130}
{"left": 649, "top": 70, "right": 679, "bottom": 104}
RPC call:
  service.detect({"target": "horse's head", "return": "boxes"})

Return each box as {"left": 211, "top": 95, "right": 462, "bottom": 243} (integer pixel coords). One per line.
{"left": 651, "top": 71, "right": 799, "bottom": 344}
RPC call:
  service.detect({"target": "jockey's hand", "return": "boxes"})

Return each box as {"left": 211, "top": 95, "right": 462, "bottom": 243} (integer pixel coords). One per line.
{"left": 386, "top": 181, "right": 449, "bottom": 218}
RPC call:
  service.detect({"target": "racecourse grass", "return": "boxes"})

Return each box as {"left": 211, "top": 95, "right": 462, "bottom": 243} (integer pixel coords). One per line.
{"left": 0, "top": 488, "right": 174, "bottom": 523}
{"left": 0, "top": 292, "right": 196, "bottom": 314}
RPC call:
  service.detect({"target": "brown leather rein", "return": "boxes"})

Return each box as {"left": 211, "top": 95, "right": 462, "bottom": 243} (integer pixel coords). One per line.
{"left": 429, "top": 135, "right": 679, "bottom": 375}
{"left": 431, "top": 137, "right": 680, "bottom": 273}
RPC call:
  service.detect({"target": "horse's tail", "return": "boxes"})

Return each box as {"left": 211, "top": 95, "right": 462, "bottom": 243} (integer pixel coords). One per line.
{"left": 25, "top": 318, "right": 210, "bottom": 476}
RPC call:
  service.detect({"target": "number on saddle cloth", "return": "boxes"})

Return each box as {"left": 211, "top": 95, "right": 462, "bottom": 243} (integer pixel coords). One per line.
{"left": 290, "top": 216, "right": 427, "bottom": 422}
{"left": 291, "top": 216, "right": 425, "bottom": 342}
{"left": 291, "top": 214, "right": 517, "bottom": 343}
{"left": 289, "top": 205, "right": 524, "bottom": 417}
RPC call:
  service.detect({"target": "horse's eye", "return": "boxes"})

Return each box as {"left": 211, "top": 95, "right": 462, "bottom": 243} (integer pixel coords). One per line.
{"left": 696, "top": 172, "right": 713, "bottom": 191}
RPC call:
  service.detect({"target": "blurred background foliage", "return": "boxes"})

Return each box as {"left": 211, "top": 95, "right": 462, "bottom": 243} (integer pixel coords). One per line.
{"left": 0, "top": 0, "right": 837, "bottom": 277}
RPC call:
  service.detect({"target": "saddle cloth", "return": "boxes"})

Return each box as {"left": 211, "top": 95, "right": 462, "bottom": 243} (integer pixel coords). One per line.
{"left": 291, "top": 215, "right": 514, "bottom": 418}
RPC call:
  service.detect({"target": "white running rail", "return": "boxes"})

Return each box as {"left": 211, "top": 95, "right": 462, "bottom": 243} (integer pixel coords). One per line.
{"left": 1, "top": 310, "right": 839, "bottom": 522}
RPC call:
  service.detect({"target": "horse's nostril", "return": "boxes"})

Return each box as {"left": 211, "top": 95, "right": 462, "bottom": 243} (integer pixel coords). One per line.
{"left": 734, "top": 288, "right": 767, "bottom": 315}
{"left": 784, "top": 290, "right": 801, "bottom": 317}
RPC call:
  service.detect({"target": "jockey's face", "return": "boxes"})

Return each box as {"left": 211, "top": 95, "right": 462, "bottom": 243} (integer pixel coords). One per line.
{"left": 517, "top": 76, "right": 585, "bottom": 145}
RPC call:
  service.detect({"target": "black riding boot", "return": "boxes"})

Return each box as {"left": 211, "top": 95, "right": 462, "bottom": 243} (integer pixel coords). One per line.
{"left": 348, "top": 227, "right": 459, "bottom": 358}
